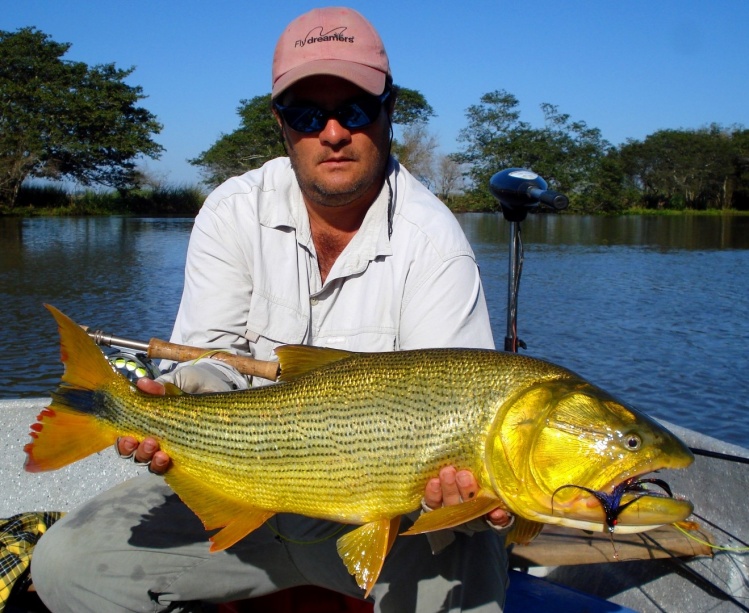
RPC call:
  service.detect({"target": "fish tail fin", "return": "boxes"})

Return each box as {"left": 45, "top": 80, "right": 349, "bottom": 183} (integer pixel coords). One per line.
{"left": 44, "top": 304, "right": 120, "bottom": 391}
{"left": 24, "top": 305, "right": 123, "bottom": 472}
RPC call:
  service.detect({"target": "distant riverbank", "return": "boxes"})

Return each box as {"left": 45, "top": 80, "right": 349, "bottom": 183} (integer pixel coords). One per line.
{"left": 3, "top": 184, "right": 206, "bottom": 217}
{"left": 4, "top": 183, "right": 749, "bottom": 218}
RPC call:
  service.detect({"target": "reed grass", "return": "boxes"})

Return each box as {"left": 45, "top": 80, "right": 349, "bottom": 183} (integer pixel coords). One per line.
{"left": 6, "top": 184, "right": 207, "bottom": 216}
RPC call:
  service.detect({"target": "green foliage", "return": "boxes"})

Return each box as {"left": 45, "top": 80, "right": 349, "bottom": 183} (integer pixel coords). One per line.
{"left": 386, "top": 85, "right": 439, "bottom": 187}
{"left": 450, "top": 89, "right": 748, "bottom": 213}
{"left": 7, "top": 183, "right": 205, "bottom": 216}
{"left": 391, "top": 86, "right": 435, "bottom": 125}
{"left": 0, "top": 27, "right": 164, "bottom": 209}
{"left": 118, "top": 185, "right": 206, "bottom": 215}
{"left": 14, "top": 184, "right": 72, "bottom": 210}
{"left": 191, "top": 85, "right": 437, "bottom": 188}
{"left": 454, "top": 90, "right": 610, "bottom": 211}
{"left": 619, "top": 125, "right": 748, "bottom": 210}
{"left": 189, "top": 94, "right": 285, "bottom": 187}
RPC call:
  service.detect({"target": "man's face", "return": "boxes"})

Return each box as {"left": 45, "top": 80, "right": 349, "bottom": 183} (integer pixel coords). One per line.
{"left": 275, "top": 76, "right": 391, "bottom": 210}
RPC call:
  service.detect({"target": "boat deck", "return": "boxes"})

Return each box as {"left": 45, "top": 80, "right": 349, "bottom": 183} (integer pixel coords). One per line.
{"left": 3, "top": 398, "right": 747, "bottom": 612}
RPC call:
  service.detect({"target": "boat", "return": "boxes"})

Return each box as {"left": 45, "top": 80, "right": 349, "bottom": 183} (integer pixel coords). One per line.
{"left": 3, "top": 389, "right": 747, "bottom": 612}
{"left": 3, "top": 171, "right": 747, "bottom": 611}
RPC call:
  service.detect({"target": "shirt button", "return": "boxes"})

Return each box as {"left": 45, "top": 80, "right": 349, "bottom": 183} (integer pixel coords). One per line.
{"left": 310, "top": 298, "right": 319, "bottom": 306}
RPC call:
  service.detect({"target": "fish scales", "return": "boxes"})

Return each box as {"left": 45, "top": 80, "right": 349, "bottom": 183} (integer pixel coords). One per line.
{"left": 100, "top": 349, "right": 561, "bottom": 521}
{"left": 26, "top": 306, "right": 697, "bottom": 595}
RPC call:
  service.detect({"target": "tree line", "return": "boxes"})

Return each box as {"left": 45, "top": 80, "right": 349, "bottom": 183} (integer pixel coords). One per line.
{"left": 0, "top": 28, "right": 162, "bottom": 211}
{"left": 451, "top": 90, "right": 749, "bottom": 212}
{"left": 178, "top": 88, "right": 749, "bottom": 214}
{"left": 2, "top": 27, "right": 747, "bottom": 214}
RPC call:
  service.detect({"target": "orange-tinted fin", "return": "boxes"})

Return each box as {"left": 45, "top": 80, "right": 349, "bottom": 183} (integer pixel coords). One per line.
{"left": 402, "top": 491, "right": 502, "bottom": 535}
{"left": 164, "top": 464, "right": 274, "bottom": 552}
{"left": 385, "top": 516, "right": 401, "bottom": 558}
{"left": 25, "top": 305, "right": 126, "bottom": 472}
{"left": 336, "top": 517, "right": 400, "bottom": 597}
{"left": 44, "top": 304, "right": 120, "bottom": 391}
{"left": 24, "top": 405, "right": 119, "bottom": 472}
{"left": 276, "top": 345, "right": 355, "bottom": 381}
{"left": 505, "top": 518, "right": 544, "bottom": 546}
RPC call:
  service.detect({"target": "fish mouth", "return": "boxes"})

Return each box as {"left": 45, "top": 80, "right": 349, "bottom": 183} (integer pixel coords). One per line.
{"left": 546, "top": 473, "right": 694, "bottom": 533}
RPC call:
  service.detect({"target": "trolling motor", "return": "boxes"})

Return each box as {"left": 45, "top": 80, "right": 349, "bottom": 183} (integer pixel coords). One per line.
{"left": 490, "top": 169, "right": 569, "bottom": 352}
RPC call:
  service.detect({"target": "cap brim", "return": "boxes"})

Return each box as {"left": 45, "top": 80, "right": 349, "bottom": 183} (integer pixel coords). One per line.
{"left": 272, "top": 59, "right": 387, "bottom": 98}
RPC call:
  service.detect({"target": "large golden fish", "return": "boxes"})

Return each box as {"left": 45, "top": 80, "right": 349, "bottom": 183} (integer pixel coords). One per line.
{"left": 25, "top": 305, "right": 694, "bottom": 594}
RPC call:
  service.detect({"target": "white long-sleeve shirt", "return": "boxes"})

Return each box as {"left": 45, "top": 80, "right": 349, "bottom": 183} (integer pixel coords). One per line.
{"left": 168, "top": 156, "right": 494, "bottom": 387}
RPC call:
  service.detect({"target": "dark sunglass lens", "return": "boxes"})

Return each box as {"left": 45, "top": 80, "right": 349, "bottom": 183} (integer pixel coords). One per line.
{"left": 284, "top": 107, "right": 325, "bottom": 133}
{"left": 337, "top": 103, "right": 372, "bottom": 128}
{"left": 278, "top": 90, "right": 388, "bottom": 133}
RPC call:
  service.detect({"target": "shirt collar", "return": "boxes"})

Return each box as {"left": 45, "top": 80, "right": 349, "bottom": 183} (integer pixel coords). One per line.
{"left": 258, "top": 158, "right": 396, "bottom": 266}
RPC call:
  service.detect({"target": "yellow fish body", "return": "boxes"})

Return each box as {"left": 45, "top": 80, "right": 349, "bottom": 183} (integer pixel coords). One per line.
{"left": 25, "top": 305, "right": 694, "bottom": 594}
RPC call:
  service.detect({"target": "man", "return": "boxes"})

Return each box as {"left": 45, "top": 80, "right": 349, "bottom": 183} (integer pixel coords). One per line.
{"left": 31, "top": 7, "right": 511, "bottom": 612}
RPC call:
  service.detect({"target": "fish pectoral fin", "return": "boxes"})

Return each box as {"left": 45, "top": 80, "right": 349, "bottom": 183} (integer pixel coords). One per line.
{"left": 336, "top": 517, "right": 399, "bottom": 597}
{"left": 505, "top": 518, "right": 544, "bottom": 546}
{"left": 275, "top": 345, "right": 355, "bottom": 381}
{"left": 164, "top": 465, "right": 274, "bottom": 552}
{"left": 402, "top": 491, "right": 502, "bottom": 535}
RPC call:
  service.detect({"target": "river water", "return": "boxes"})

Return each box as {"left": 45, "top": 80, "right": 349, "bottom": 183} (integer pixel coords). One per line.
{"left": 1, "top": 214, "right": 747, "bottom": 447}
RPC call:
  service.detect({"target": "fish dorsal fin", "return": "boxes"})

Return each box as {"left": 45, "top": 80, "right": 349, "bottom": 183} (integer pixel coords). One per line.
{"left": 275, "top": 345, "right": 355, "bottom": 381}
{"left": 401, "top": 489, "right": 502, "bottom": 535}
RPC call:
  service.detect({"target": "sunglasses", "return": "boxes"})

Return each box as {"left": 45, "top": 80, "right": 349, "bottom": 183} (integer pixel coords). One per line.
{"left": 274, "top": 90, "right": 391, "bottom": 133}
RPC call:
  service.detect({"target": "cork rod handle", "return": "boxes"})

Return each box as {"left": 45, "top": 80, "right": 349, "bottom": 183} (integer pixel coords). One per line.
{"left": 147, "top": 338, "right": 280, "bottom": 381}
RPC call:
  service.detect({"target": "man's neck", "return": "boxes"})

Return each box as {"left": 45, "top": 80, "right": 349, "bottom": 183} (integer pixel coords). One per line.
{"left": 304, "top": 183, "right": 382, "bottom": 284}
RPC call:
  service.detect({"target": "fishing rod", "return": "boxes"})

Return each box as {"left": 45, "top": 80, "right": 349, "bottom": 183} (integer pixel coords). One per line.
{"left": 489, "top": 168, "right": 569, "bottom": 352}
{"left": 81, "top": 325, "right": 280, "bottom": 382}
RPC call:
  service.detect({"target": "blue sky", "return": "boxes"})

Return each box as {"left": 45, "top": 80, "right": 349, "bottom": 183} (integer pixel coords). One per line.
{"left": 5, "top": 1, "right": 748, "bottom": 186}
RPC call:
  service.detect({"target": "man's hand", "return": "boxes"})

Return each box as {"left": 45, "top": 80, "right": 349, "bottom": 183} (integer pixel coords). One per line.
{"left": 423, "top": 465, "right": 512, "bottom": 528}
{"left": 113, "top": 378, "right": 171, "bottom": 474}
{"left": 117, "top": 366, "right": 235, "bottom": 473}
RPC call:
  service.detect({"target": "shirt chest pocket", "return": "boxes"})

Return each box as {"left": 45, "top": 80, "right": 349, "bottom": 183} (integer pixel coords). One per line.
{"left": 244, "top": 293, "right": 309, "bottom": 363}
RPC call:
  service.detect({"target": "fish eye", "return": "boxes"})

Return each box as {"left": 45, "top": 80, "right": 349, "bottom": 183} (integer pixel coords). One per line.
{"left": 624, "top": 434, "right": 642, "bottom": 451}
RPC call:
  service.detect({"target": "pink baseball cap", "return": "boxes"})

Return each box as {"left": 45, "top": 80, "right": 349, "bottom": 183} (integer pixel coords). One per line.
{"left": 272, "top": 7, "right": 391, "bottom": 98}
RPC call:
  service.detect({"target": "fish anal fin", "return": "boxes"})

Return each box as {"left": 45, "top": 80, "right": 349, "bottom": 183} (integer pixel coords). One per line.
{"left": 209, "top": 511, "right": 275, "bottom": 552}
{"left": 336, "top": 517, "right": 397, "bottom": 597}
{"left": 385, "top": 516, "right": 400, "bottom": 557}
{"left": 164, "top": 465, "right": 274, "bottom": 551}
{"left": 24, "top": 405, "right": 117, "bottom": 472}
{"left": 276, "top": 345, "right": 355, "bottom": 381}
{"left": 402, "top": 491, "right": 501, "bottom": 535}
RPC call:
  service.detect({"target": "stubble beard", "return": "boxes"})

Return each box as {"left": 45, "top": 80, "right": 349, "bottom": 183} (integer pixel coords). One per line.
{"left": 286, "top": 125, "right": 390, "bottom": 209}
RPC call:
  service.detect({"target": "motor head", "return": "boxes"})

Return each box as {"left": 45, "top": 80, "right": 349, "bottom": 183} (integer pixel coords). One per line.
{"left": 490, "top": 169, "right": 569, "bottom": 221}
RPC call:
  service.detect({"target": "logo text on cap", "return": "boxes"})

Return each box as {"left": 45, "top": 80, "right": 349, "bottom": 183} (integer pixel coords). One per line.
{"left": 295, "top": 26, "right": 355, "bottom": 48}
